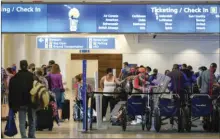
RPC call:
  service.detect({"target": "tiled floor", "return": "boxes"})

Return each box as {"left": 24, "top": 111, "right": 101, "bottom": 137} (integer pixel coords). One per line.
{"left": 2, "top": 120, "right": 220, "bottom": 138}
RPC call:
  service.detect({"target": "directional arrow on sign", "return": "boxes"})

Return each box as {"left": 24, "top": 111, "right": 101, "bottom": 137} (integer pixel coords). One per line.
{"left": 38, "top": 38, "right": 44, "bottom": 43}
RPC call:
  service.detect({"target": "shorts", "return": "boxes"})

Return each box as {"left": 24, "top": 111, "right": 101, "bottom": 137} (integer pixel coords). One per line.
{"left": 52, "top": 88, "right": 63, "bottom": 109}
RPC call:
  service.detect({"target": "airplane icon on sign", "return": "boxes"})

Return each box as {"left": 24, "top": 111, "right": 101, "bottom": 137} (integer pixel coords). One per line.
{"left": 38, "top": 38, "right": 44, "bottom": 43}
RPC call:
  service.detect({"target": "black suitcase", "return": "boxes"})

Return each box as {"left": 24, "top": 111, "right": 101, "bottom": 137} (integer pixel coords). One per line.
{"left": 36, "top": 106, "right": 53, "bottom": 131}
{"left": 62, "top": 99, "right": 70, "bottom": 120}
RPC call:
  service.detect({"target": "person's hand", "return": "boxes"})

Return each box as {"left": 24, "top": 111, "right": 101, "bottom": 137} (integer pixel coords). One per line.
{"left": 74, "top": 96, "right": 78, "bottom": 101}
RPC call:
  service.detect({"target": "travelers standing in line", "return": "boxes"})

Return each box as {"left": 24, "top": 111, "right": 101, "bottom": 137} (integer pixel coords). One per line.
{"left": 28, "top": 63, "right": 36, "bottom": 74}
{"left": 6, "top": 68, "right": 14, "bottom": 85}
{"left": 167, "top": 64, "right": 186, "bottom": 93}
{"left": 167, "top": 64, "right": 186, "bottom": 104}
{"left": 49, "top": 64, "right": 65, "bottom": 122}
{"left": 146, "top": 66, "right": 152, "bottom": 75}
{"left": 8, "top": 60, "right": 36, "bottom": 138}
{"left": 181, "top": 63, "right": 187, "bottom": 70}
{"left": 47, "top": 60, "right": 55, "bottom": 74}
{"left": 41, "top": 65, "right": 47, "bottom": 76}
{"left": 149, "top": 68, "right": 158, "bottom": 85}
{"left": 133, "top": 67, "right": 148, "bottom": 93}
{"left": 165, "top": 70, "right": 171, "bottom": 76}
{"left": 197, "top": 63, "right": 220, "bottom": 94}
{"left": 128, "top": 65, "right": 137, "bottom": 76}
{"left": 5, "top": 68, "right": 15, "bottom": 108}
{"left": 74, "top": 74, "right": 82, "bottom": 102}
{"left": 119, "top": 62, "right": 130, "bottom": 80}
{"left": 100, "top": 68, "right": 121, "bottom": 121}
{"left": 35, "top": 68, "right": 49, "bottom": 89}
{"left": 1, "top": 67, "right": 8, "bottom": 95}
{"left": 1, "top": 67, "right": 8, "bottom": 121}
{"left": 11, "top": 64, "right": 17, "bottom": 75}
{"left": 74, "top": 74, "right": 83, "bottom": 120}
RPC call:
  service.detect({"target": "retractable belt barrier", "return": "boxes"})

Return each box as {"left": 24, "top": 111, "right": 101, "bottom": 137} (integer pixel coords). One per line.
{"left": 85, "top": 91, "right": 171, "bottom": 131}
{"left": 83, "top": 91, "right": 220, "bottom": 132}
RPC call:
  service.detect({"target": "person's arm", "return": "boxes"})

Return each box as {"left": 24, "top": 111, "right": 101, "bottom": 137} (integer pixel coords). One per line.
{"left": 74, "top": 84, "right": 79, "bottom": 101}
{"left": 118, "top": 70, "right": 123, "bottom": 79}
{"left": 59, "top": 74, "right": 64, "bottom": 92}
{"left": 100, "top": 77, "right": 105, "bottom": 91}
{"left": 197, "top": 74, "right": 202, "bottom": 88}
{"left": 114, "top": 77, "right": 122, "bottom": 85}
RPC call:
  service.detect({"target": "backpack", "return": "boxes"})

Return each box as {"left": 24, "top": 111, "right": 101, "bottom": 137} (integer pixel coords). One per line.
{"left": 30, "top": 81, "right": 50, "bottom": 109}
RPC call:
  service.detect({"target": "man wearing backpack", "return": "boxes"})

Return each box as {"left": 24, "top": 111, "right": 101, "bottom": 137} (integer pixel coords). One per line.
{"left": 9, "top": 60, "right": 36, "bottom": 138}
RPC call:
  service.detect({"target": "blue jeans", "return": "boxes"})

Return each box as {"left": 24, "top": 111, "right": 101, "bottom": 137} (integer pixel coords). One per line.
{"left": 18, "top": 106, "right": 36, "bottom": 138}
{"left": 52, "top": 88, "right": 63, "bottom": 109}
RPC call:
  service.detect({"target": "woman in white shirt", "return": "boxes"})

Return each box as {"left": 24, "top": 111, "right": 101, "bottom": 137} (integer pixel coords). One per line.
{"left": 100, "top": 68, "right": 121, "bottom": 121}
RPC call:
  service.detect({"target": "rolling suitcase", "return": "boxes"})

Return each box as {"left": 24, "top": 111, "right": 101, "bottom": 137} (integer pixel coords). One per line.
{"left": 62, "top": 99, "right": 70, "bottom": 120}
{"left": 36, "top": 106, "right": 53, "bottom": 131}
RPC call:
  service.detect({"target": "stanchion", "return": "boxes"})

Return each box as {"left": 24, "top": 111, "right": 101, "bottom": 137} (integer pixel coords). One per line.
{"left": 81, "top": 60, "right": 88, "bottom": 133}
{"left": 89, "top": 91, "right": 170, "bottom": 130}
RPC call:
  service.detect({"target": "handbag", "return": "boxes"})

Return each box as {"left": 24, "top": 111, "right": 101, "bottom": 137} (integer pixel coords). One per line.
{"left": 4, "top": 109, "right": 18, "bottom": 137}
{"left": 1, "top": 94, "right": 9, "bottom": 119}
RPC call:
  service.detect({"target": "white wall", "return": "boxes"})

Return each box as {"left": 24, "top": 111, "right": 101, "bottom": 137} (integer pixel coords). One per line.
{"left": 2, "top": 34, "right": 220, "bottom": 76}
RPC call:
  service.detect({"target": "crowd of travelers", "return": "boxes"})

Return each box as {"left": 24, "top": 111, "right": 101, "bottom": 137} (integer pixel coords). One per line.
{"left": 1, "top": 60, "right": 220, "bottom": 138}
{"left": 1, "top": 60, "right": 65, "bottom": 138}
{"left": 99, "top": 62, "right": 220, "bottom": 121}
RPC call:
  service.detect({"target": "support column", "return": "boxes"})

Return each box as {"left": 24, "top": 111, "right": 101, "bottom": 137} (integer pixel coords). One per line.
{"left": 3, "top": 34, "right": 13, "bottom": 68}
{"left": 12, "top": 34, "right": 26, "bottom": 68}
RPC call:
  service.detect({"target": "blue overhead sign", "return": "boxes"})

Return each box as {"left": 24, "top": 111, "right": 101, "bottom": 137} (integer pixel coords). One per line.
{"left": 2, "top": 4, "right": 220, "bottom": 33}
{"left": 147, "top": 5, "right": 220, "bottom": 33}
{"left": 36, "top": 37, "right": 115, "bottom": 49}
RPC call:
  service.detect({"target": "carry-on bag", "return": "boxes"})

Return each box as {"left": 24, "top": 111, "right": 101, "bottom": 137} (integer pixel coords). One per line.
{"left": 1, "top": 95, "right": 9, "bottom": 120}
{"left": 4, "top": 109, "right": 18, "bottom": 137}
{"left": 62, "top": 99, "right": 70, "bottom": 120}
{"left": 36, "top": 106, "right": 53, "bottom": 131}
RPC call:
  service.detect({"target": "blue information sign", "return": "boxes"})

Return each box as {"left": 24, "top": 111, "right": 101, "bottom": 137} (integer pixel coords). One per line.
{"left": 147, "top": 5, "right": 197, "bottom": 33}
{"left": 2, "top": 4, "right": 220, "bottom": 33}
{"left": 2, "top": 4, "right": 47, "bottom": 32}
{"left": 36, "top": 37, "right": 115, "bottom": 49}
{"left": 195, "top": 5, "right": 220, "bottom": 33}
{"left": 96, "top": 5, "right": 146, "bottom": 33}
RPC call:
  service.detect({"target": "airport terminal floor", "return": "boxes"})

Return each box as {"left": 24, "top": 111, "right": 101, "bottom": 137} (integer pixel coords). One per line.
{"left": 2, "top": 120, "right": 220, "bottom": 138}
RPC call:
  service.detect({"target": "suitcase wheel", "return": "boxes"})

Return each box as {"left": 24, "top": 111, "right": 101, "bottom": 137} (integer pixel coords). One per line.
{"left": 48, "top": 127, "right": 53, "bottom": 131}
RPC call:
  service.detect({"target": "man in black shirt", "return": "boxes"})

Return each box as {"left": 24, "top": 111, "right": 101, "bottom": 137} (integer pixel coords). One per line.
{"left": 9, "top": 60, "right": 36, "bottom": 138}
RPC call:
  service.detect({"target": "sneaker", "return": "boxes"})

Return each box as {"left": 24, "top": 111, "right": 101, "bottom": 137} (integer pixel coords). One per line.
{"left": 131, "top": 120, "right": 137, "bottom": 125}
{"left": 59, "top": 119, "right": 65, "bottom": 122}
{"left": 103, "top": 117, "right": 106, "bottom": 122}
